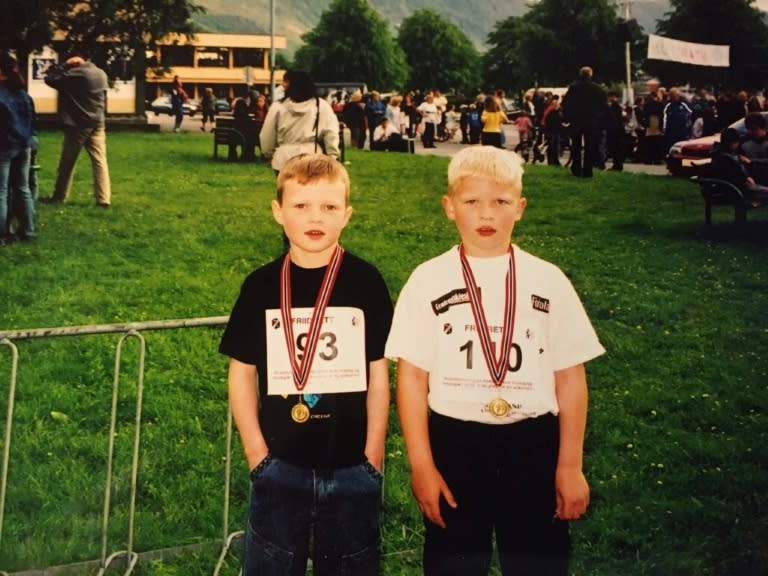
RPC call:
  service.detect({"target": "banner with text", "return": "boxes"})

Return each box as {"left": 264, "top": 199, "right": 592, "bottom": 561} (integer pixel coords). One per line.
{"left": 647, "top": 34, "right": 730, "bottom": 67}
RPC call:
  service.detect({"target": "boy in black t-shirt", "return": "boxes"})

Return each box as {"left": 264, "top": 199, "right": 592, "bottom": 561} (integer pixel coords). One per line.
{"left": 219, "top": 154, "right": 393, "bottom": 576}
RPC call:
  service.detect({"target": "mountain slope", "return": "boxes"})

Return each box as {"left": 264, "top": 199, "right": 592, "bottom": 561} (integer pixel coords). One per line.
{"left": 193, "top": 0, "right": 671, "bottom": 55}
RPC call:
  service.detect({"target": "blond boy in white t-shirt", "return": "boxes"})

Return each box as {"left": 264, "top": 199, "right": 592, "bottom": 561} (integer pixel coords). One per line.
{"left": 386, "top": 146, "right": 604, "bottom": 576}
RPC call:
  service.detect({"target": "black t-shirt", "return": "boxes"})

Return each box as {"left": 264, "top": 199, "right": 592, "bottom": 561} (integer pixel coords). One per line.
{"left": 219, "top": 251, "right": 393, "bottom": 468}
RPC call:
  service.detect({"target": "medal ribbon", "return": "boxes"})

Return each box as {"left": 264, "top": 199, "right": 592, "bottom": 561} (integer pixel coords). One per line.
{"left": 280, "top": 246, "right": 345, "bottom": 391}
{"left": 458, "top": 243, "right": 516, "bottom": 387}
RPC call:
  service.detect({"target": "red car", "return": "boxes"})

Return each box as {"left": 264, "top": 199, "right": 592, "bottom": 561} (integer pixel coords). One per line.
{"left": 666, "top": 111, "right": 768, "bottom": 176}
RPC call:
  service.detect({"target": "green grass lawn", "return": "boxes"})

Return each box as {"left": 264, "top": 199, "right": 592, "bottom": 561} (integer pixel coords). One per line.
{"left": 1, "top": 130, "right": 767, "bottom": 575}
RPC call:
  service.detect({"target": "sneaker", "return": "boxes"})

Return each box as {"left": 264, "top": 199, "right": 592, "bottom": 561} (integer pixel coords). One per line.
{"left": 40, "top": 196, "right": 64, "bottom": 204}
{"left": 96, "top": 202, "right": 111, "bottom": 208}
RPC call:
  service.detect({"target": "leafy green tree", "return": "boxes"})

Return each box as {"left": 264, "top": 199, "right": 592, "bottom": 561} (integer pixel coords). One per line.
{"left": 50, "top": 0, "right": 203, "bottom": 63}
{"left": 0, "top": 0, "right": 52, "bottom": 54}
{"left": 483, "top": 16, "right": 537, "bottom": 94}
{"left": 523, "top": 0, "right": 624, "bottom": 85}
{"left": 651, "top": 0, "right": 768, "bottom": 90}
{"left": 3, "top": 0, "right": 203, "bottom": 58}
{"left": 3, "top": 0, "right": 203, "bottom": 110}
{"left": 293, "top": 0, "right": 408, "bottom": 91}
{"left": 397, "top": 8, "right": 480, "bottom": 93}
{"left": 483, "top": 0, "right": 624, "bottom": 93}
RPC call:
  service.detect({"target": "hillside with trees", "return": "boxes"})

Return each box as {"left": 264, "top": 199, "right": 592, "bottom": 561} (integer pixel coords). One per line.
{"left": 193, "top": 0, "right": 671, "bottom": 54}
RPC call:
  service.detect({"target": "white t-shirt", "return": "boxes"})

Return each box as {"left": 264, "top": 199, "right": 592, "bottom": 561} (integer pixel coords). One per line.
{"left": 385, "top": 245, "right": 605, "bottom": 424}
{"left": 418, "top": 101, "right": 439, "bottom": 124}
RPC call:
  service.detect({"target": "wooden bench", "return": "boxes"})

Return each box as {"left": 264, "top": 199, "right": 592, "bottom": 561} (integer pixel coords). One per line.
{"left": 691, "top": 176, "right": 768, "bottom": 229}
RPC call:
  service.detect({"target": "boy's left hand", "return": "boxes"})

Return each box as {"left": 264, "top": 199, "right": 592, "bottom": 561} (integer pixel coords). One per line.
{"left": 555, "top": 465, "right": 590, "bottom": 520}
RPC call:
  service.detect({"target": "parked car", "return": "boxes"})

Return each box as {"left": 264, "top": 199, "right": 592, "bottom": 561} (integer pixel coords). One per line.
{"left": 149, "top": 95, "right": 199, "bottom": 117}
{"left": 666, "top": 111, "right": 768, "bottom": 177}
{"left": 214, "top": 98, "right": 231, "bottom": 113}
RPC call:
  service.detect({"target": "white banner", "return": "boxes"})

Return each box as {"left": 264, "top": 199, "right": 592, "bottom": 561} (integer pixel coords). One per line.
{"left": 647, "top": 34, "right": 730, "bottom": 67}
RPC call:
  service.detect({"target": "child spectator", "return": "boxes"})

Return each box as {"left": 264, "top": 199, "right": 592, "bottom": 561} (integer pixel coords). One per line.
{"left": 513, "top": 110, "right": 534, "bottom": 160}
{"left": 480, "top": 97, "right": 507, "bottom": 148}
{"left": 386, "top": 146, "right": 605, "bottom": 576}
{"left": 459, "top": 104, "right": 471, "bottom": 144}
{"left": 219, "top": 154, "right": 393, "bottom": 576}
{"left": 468, "top": 103, "right": 483, "bottom": 144}
{"left": 444, "top": 103, "right": 461, "bottom": 142}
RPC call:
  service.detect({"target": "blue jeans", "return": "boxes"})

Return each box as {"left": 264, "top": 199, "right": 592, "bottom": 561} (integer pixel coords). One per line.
{"left": 244, "top": 455, "right": 382, "bottom": 576}
{"left": 0, "top": 147, "right": 35, "bottom": 240}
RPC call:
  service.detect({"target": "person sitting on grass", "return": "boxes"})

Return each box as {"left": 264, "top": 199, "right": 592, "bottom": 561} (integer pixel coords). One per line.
{"left": 371, "top": 117, "right": 403, "bottom": 151}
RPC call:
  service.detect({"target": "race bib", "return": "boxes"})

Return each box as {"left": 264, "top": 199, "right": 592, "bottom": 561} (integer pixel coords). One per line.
{"left": 265, "top": 306, "right": 367, "bottom": 395}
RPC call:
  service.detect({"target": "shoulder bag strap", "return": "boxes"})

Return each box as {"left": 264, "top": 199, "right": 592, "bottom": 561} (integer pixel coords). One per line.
{"left": 314, "top": 97, "right": 320, "bottom": 153}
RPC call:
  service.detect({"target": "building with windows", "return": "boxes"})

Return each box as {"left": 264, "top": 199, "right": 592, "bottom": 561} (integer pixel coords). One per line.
{"left": 146, "top": 32, "right": 287, "bottom": 103}
{"left": 28, "top": 32, "right": 286, "bottom": 116}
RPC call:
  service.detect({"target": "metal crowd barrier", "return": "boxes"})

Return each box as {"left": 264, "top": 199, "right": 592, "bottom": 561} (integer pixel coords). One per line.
{"left": 0, "top": 317, "right": 249, "bottom": 575}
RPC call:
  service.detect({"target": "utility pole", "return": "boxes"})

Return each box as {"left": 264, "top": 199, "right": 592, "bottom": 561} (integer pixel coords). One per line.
{"left": 269, "top": 0, "right": 276, "bottom": 101}
{"left": 618, "top": 0, "right": 634, "bottom": 104}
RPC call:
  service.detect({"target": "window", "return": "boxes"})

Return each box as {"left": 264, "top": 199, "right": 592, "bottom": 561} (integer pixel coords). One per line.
{"left": 233, "top": 48, "right": 265, "bottom": 68}
{"left": 197, "top": 47, "right": 229, "bottom": 68}
{"left": 162, "top": 45, "right": 194, "bottom": 67}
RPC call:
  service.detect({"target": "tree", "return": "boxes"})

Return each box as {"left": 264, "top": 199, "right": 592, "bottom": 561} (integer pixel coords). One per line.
{"left": 0, "top": 0, "right": 53, "bottom": 54}
{"left": 3, "top": 0, "right": 204, "bottom": 111}
{"left": 483, "top": 0, "right": 624, "bottom": 93}
{"left": 397, "top": 8, "right": 480, "bottom": 93}
{"left": 524, "top": 0, "right": 624, "bottom": 85}
{"left": 651, "top": 0, "right": 768, "bottom": 90}
{"left": 3, "top": 1, "right": 203, "bottom": 79}
{"left": 293, "top": 0, "right": 408, "bottom": 91}
{"left": 483, "top": 16, "right": 537, "bottom": 94}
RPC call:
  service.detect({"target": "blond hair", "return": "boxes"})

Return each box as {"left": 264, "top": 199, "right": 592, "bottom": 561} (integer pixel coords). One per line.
{"left": 447, "top": 146, "right": 524, "bottom": 197}
{"left": 276, "top": 154, "right": 350, "bottom": 204}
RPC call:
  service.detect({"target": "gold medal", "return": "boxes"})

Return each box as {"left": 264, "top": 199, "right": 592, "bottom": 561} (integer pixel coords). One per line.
{"left": 291, "top": 400, "right": 310, "bottom": 423}
{"left": 488, "top": 397, "right": 511, "bottom": 418}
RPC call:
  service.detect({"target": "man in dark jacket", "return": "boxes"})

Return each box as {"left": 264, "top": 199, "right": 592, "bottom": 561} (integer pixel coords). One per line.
{"left": 562, "top": 66, "right": 606, "bottom": 178}
{"left": 42, "top": 54, "right": 111, "bottom": 206}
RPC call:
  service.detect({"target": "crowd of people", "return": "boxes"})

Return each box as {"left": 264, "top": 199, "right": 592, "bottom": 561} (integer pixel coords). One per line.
{"left": 5, "top": 52, "right": 768, "bottom": 233}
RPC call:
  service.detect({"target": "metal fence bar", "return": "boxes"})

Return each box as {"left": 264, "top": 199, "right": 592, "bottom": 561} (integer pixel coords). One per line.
{"left": 97, "top": 330, "right": 146, "bottom": 576}
{"left": 0, "top": 339, "right": 18, "bottom": 551}
{"left": 0, "top": 317, "right": 231, "bottom": 575}
{"left": 0, "top": 316, "right": 229, "bottom": 341}
{"left": 213, "top": 408, "right": 244, "bottom": 576}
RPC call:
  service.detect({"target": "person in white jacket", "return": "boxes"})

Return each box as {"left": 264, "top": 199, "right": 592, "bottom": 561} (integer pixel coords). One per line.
{"left": 260, "top": 70, "right": 340, "bottom": 173}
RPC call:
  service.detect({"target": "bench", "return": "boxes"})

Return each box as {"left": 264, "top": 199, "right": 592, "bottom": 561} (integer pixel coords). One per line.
{"left": 212, "top": 127, "right": 245, "bottom": 160}
{"left": 212, "top": 116, "right": 261, "bottom": 161}
{"left": 691, "top": 176, "right": 768, "bottom": 229}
